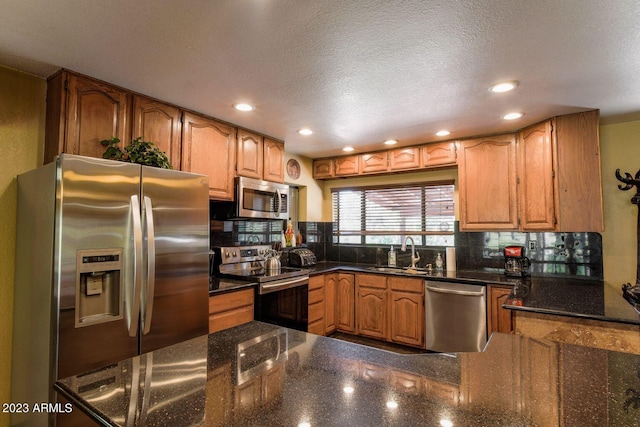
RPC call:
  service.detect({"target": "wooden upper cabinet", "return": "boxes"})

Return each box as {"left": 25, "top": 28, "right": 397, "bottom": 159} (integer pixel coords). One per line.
{"left": 313, "top": 158, "right": 334, "bottom": 179}
{"left": 458, "top": 134, "right": 518, "bottom": 230}
{"left": 360, "top": 152, "right": 389, "bottom": 174}
{"left": 237, "top": 129, "right": 263, "bottom": 180}
{"left": 263, "top": 138, "right": 285, "bottom": 183}
{"left": 181, "top": 112, "right": 236, "bottom": 200}
{"left": 237, "top": 133, "right": 285, "bottom": 183}
{"left": 518, "top": 120, "right": 556, "bottom": 230}
{"left": 132, "top": 96, "right": 182, "bottom": 170}
{"left": 422, "top": 141, "right": 457, "bottom": 167}
{"left": 335, "top": 155, "right": 359, "bottom": 176}
{"left": 389, "top": 147, "right": 421, "bottom": 170}
{"left": 554, "top": 110, "right": 604, "bottom": 232}
{"left": 45, "top": 71, "right": 131, "bottom": 163}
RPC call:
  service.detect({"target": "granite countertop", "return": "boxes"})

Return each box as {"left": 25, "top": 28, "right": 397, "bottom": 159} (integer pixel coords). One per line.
{"left": 210, "top": 261, "right": 640, "bottom": 325}
{"left": 55, "top": 321, "right": 640, "bottom": 427}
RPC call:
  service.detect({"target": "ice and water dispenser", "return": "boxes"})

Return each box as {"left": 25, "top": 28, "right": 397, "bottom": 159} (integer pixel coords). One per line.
{"left": 75, "top": 249, "right": 124, "bottom": 327}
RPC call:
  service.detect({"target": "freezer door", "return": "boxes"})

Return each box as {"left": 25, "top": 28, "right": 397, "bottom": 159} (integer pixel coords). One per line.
{"left": 56, "top": 155, "right": 141, "bottom": 380}
{"left": 139, "top": 166, "right": 209, "bottom": 354}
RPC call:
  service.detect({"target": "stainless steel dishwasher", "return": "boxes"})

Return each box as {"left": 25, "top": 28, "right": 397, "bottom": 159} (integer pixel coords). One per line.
{"left": 425, "top": 281, "right": 487, "bottom": 352}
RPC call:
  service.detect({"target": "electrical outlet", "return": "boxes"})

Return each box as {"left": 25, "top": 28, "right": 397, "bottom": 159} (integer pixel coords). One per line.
{"left": 529, "top": 240, "right": 537, "bottom": 252}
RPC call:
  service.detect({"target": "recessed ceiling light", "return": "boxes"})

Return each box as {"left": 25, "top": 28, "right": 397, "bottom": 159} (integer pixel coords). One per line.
{"left": 298, "top": 128, "right": 313, "bottom": 136}
{"left": 503, "top": 112, "right": 524, "bottom": 120}
{"left": 343, "top": 146, "right": 354, "bottom": 152}
{"left": 383, "top": 139, "right": 398, "bottom": 146}
{"left": 489, "top": 81, "right": 519, "bottom": 93}
{"left": 233, "top": 103, "right": 254, "bottom": 112}
{"left": 435, "top": 130, "right": 450, "bottom": 137}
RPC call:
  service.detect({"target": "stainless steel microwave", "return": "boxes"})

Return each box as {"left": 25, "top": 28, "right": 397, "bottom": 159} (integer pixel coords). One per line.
{"left": 236, "top": 176, "right": 289, "bottom": 219}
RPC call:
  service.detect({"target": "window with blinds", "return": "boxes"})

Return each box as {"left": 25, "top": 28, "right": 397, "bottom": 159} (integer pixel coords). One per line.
{"left": 331, "top": 182, "right": 455, "bottom": 246}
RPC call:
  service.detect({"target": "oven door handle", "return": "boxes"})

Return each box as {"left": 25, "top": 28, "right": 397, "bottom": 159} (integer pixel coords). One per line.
{"left": 259, "top": 276, "right": 309, "bottom": 294}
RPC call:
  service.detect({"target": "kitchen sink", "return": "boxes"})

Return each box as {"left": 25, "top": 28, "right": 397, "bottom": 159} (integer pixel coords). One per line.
{"left": 368, "top": 267, "right": 430, "bottom": 275}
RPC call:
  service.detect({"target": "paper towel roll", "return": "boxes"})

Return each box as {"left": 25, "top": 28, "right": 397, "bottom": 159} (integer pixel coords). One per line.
{"left": 446, "top": 247, "right": 456, "bottom": 272}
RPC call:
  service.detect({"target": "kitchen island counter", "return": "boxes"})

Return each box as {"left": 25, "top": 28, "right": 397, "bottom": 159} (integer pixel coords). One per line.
{"left": 55, "top": 321, "right": 640, "bottom": 426}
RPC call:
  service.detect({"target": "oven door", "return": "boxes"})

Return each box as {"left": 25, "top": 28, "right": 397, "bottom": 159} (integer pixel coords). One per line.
{"left": 255, "top": 276, "right": 308, "bottom": 331}
{"left": 237, "top": 176, "right": 289, "bottom": 220}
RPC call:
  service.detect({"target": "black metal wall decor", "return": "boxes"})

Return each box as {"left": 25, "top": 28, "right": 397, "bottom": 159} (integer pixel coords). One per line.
{"left": 615, "top": 168, "right": 640, "bottom": 313}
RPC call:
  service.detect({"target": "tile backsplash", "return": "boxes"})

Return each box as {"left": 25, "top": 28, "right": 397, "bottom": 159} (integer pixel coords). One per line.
{"left": 298, "top": 221, "right": 603, "bottom": 279}
{"left": 213, "top": 220, "right": 603, "bottom": 279}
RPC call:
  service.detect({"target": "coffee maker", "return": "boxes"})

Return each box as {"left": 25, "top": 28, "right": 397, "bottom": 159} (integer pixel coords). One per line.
{"left": 504, "top": 246, "right": 531, "bottom": 277}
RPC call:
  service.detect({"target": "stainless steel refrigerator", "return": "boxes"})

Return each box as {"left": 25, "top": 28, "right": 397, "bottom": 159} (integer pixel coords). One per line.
{"left": 11, "top": 154, "right": 210, "bottom": 426}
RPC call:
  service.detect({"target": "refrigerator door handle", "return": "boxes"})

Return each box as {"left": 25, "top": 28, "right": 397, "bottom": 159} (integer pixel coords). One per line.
{"left": 129, "top": 195, "right": 143, "bottom": 337}
{"left": 142, "top": 196, "right": 156, "bottom": 335}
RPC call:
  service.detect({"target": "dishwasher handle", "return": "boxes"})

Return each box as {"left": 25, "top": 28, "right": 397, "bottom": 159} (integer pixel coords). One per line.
{"left": 425, "top": 284, "right": 485, "bottom": 297}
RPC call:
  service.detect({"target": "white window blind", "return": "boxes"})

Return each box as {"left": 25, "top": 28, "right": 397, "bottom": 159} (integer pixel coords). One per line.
{"left": 331, "top": 182, "right": 455, "bottom": 246}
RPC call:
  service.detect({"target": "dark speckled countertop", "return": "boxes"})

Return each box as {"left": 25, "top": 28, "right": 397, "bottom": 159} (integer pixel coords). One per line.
{"left": 210, "top": 261, "right": 640, "bottom": 325}
{"left": 55, "top": 321, "right": 640, "bottom": 426}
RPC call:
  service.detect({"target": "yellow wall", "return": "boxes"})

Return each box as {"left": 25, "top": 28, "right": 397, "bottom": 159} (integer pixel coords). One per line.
{"left": 600, "top": 121, "right": 640, "bottom": 286}
{"left": 283, "top": 153, "right": 325, "bottom": 222}
{"left": 0, "top": 66, "right": 46, "bottom": 427}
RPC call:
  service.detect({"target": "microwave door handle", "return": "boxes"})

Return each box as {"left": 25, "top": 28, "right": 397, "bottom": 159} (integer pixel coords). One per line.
{"left": 274, "top": 188, "right": 280, "bottom": 216}
{"left": 142, "top": 196, "right": 156, "bottom": 335}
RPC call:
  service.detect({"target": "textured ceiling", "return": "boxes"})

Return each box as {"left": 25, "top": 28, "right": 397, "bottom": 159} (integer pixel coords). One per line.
{"left": 2, "top": 0, "right": 640, "bottom": 158}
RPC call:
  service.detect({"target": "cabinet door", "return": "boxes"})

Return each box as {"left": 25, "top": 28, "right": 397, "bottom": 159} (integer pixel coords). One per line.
{"left": 336, "top": 273, "right": 356, "bottom": 332}
{"left": 360, "top": 152, "right": 388, "bottom": 174}
{"left": 554, "top": 110, "right": 604, "bottom": 232}
{"left": 521, "top": 338, "right": 559, "bottom": 426}
{"left": 487, "top": 285, "right": 514, "bottom": 334}
{"left": 263, "top": 138, "right": 285, "bottom": 183}
{"left": 64, "top": 73, "right": 131, "bottom": 160}
{"left": 313, "top": 158, "right": 334, "bottom": 179}
{"left": 357, "top": 286, "right": 387, "bottom": 340}
{"left": 390, "top": 147, "right": 421, "bottom": 170}
{"left": 518, "top": 121, "right": 556, "bottom": 230}
{"left": 324, "top": 273, "right": 337, "bottom": 334}
{"left": 237, "top": 129, "right": 263, "bottom": 179}
{"left": 422, "top": 141, "right": 457, "bottom": 167}
{"left": 389, "top": 291, "right": 424, "bottom": 347}
{"left": 458, "top": 134, "right": 518, "bottom": 230}
{"left": 335, "top": 156, "right": 359, "bottom": 176}
{"left": 181, "top": 112, "right": 236, "bottom": 200}
{"left": 132, "top": 96, "right": 182, "bottom": 169}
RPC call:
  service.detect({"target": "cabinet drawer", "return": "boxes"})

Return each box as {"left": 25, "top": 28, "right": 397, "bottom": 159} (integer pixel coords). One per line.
{"left": 209, "top": 288, "right": 254, "bottom": 314}
{"left": 209, "top": 306, "right": 254, "bottom": 333}
{"left": 308, "top": 287, "right": 324, "bottom": 304}
{"left": 388, "top": 277, "right": 424, "bottom": 293}
{"left": 308, "top": 319, "right": 325, "bottom": 335}
{"left": 357, "top": 274, "right": 387, "bottom": 289}
{"left": 308, "top": 301, "right": 324, "bottom": 323}
{"left": 308, "top": 276, "right": 324, "bottom": 291}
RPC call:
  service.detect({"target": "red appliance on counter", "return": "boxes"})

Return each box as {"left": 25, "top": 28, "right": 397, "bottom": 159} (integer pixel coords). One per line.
{"left": 504, "top": 246, "right": 531, "bottom": 277}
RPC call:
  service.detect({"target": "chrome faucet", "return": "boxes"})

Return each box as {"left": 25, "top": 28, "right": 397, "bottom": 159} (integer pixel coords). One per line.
{"left": 401, "top": 236, "right": 420, "bottom": 269}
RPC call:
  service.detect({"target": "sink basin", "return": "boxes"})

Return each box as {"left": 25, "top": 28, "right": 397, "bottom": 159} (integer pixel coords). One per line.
{"left": 368, "top": 267, "right": 429, "bottom": 275}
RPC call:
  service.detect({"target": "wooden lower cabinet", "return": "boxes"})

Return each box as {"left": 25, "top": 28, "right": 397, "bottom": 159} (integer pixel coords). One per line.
{"left": 487, "top": 285, "right": 514, "bottom": 334}
{"left": 389, "top": 290, "right": 424, "bottom": 347}
{"left": 353, "top": 274, "right": 425, "bottom": 348}
{"left": 307, "top": 275, "right": 325, "bottom": 335}
{"left": 324, "top": 274, "right": 337, "bottom": 333}
{"left": 357, "top": 286, "right": 387, "bottom": 340}
{"left": 336, "top": 273, "right": 356, "bottom": 333}
{"left": 307, "top": 273, "right": 339, "bottom": 336}
{"left": 208, "top": 288, "right": 254, "bottom": 333}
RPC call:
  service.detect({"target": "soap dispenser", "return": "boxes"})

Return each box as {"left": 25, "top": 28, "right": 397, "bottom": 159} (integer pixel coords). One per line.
{"left": 388, "top": 246, "right": 397, "bottom": 267}
{"left": 435, "top": 253, "right": 444, "bottom": 271}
